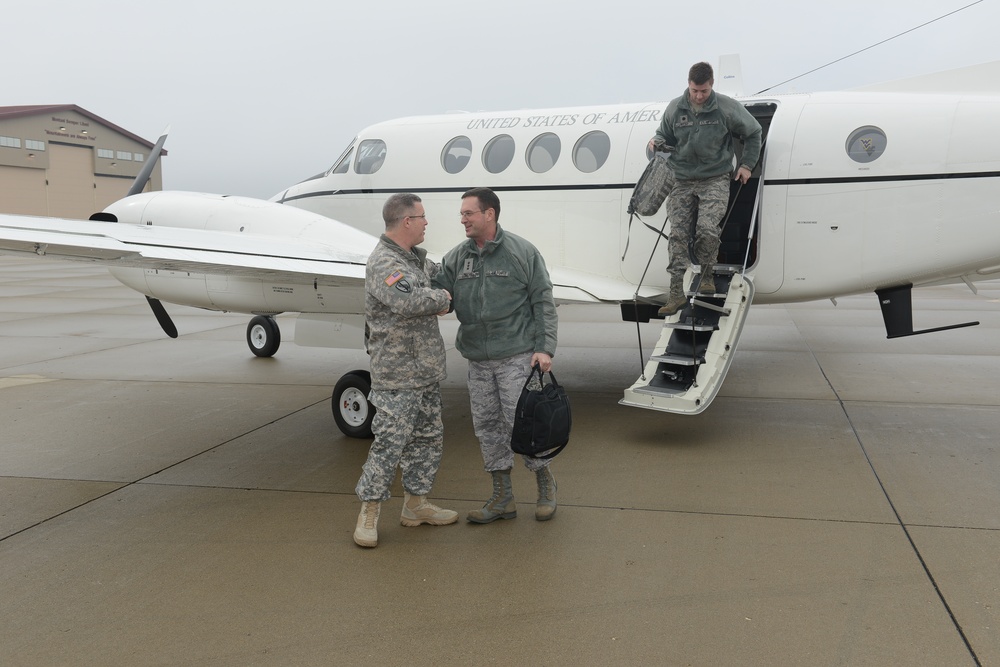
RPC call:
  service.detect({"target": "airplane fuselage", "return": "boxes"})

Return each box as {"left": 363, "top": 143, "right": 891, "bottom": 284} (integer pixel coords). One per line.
{"left": 274, "top": 91, "right": 1000, "bottom": 306}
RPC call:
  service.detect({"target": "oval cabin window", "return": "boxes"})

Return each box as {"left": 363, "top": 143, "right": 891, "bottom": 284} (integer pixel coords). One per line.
{"left": 573, "top": 131, "right": 611, "bottom": 173}
{"left": 526, "top": 133, "right": 561, "bottom": 173}
{"left": 483, "top": 135, "right": 515, "bottom": 174}
{"left": 442, "top": 136, "right": 472, "bottom": 174}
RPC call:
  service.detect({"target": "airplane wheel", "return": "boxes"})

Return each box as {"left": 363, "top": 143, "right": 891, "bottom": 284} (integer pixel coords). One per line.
{"left": 332, "top": 371, "right": 374, "bottom": 439}
{"left": 247, "top": 315, "right": 281, "bottom": 357}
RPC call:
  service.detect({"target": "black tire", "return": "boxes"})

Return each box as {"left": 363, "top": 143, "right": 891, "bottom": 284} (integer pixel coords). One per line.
{"left": 247, "top": 315, "right": 281, "bottom": 357}
{"left": 332, "top": 371, "right": 374, "bottom": 438}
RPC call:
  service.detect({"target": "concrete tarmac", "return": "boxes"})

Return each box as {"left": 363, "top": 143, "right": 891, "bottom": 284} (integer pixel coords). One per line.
{"left": 1, "top": 255, "right": 998, "bottom": 666}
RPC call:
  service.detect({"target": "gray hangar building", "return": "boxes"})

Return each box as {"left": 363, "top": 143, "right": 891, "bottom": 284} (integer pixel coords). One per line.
{"left": 0, "top": 105, "right": 164, "bottom": 220}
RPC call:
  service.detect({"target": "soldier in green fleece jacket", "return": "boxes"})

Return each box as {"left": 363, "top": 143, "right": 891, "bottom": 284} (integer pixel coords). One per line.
{"left": 650, "top": 61, "right": 762, "bottom": 316}
{"left": 434, "top": 187, "right": 560, "bottom": 523}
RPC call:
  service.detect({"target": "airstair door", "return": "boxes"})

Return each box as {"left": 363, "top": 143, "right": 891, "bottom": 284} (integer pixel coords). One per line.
{"left": 620, "top": 266, "right": 754, "bottom": 414}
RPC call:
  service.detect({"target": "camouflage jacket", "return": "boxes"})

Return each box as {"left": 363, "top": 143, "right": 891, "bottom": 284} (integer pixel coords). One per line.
{"left": 365, "top": 234, "right": 450, "bottom": 390}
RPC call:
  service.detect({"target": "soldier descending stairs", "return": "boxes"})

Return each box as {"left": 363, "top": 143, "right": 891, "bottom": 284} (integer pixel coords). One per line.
{"left": 619, "top": 108, "right": 770, "bottom": 416}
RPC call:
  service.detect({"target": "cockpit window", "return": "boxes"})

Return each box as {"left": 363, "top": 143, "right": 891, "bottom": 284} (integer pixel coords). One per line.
{"left": 355, "top": 139, "right": 386, "bottom": 174}
{"left": 327, "top": 140, "right": 355, "bottom": 175}
{"left": 483, "top": 135, "right": 515, "bottom": 174}
{"left": 526, "top": 133, "right": 560, "bottom": 173}
{"left": 442, "top": 136, "right": 472, "bottom": 174}
{"left": 332, "top": 148, "right": 353, "bottom": 174}
{"left": 573, "top": 131, "right": 610, "bottom": 173}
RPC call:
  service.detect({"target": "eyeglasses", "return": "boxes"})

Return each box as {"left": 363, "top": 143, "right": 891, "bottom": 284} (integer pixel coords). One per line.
{"left": 403, "top": 214, "right": 426, "bottom": 221}
{"left": 460, "top": 209, "right": 484, "bottom": 219}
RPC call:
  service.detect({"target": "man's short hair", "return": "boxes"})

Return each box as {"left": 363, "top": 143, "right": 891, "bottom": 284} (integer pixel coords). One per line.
{"left": 462, "top": 187, "right": 501, "bottom": 222}
{"left": 382, "top": 193, "right": 422, "bottom": 228}
{"left": 689, "top": 62, "right": 714, "bottom": 85}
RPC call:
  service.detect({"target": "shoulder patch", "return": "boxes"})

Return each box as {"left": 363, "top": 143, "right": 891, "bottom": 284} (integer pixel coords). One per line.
{"left": 385, "top": 270, "right": 404, "bottom": 286}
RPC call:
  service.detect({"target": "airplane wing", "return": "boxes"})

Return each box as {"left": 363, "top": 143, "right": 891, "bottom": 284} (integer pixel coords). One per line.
{"left": 0, "top": 210, "right": 370, "bottom": 288}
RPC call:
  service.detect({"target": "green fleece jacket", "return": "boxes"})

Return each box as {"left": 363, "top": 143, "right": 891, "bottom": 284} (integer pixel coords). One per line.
{"left": 654, "top": 88, "right": 762, "bottom": 181}
{"left": 434, "top": 225, "right": 557, "bottom": 362}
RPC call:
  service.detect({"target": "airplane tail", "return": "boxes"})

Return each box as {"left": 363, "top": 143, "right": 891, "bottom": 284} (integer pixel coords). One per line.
{"left": 715, "top": 54, "right": 744, "bottom": 97}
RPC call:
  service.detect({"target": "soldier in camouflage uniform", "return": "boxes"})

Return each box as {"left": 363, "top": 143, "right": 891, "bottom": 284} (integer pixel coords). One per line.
{"left": 434, "top": 188, "right": 560, "bottom": 524}
{"left": 649, "top": 61, "right": 762, "bottom": 316}
{"left": 353, "top": 193, "right": 458, "bottom": 548}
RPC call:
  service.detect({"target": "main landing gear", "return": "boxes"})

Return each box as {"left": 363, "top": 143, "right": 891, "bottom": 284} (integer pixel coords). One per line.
{"left": 243, "top": 315, "right": 375, "bottom": 439}
{"left": 332, "top": 370, "right": 374, "bottom": 439}
{"left": 246, "top": 315, "right": 281, "bottom": 357}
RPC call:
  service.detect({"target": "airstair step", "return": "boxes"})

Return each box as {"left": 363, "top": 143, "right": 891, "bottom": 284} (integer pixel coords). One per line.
{"left": 631, "top": 384, "right": 687, "bottom": 397}
{"left": 663, "top": 320, "right": 718, "bottom": 332}
{"left": 649, "top": 353, "right": 704, "bottom": 366}
{"left": 689, "top": 298, "right": 730, "bottom": 315}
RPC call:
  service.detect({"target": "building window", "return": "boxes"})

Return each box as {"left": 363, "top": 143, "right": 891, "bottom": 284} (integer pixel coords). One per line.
{"left": 25, "top": 139, "right": 45, "bottom": 151}
{"left": 98, "top": 148, "right": 114, "bottom": 159}
{"left": 135, "top": 153, "right": 144, "bottom": 162}
{"left": 0, "top": 135, "right": 22, "bottom": 149}
{"left": 116, "top": 151, "right": 133, "bottom": 161}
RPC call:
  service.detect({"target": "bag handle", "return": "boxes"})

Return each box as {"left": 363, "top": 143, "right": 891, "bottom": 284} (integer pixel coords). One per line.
{"left": 522, "top": 363, "right": 560, "bottom": 391}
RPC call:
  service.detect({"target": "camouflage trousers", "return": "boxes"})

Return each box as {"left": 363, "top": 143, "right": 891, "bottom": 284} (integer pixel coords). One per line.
{"left": 666, "top": 174, "right": 731, "bottom": 286}
{"left": 355, "top": 384, "right": 444, "bottom": 502}
{"left": 468, "top": 352, "right": 549, "bottom": 473}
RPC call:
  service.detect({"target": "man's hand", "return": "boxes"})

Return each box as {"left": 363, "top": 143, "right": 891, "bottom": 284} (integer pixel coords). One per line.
{"left": 437, "top": 289, "right": 451, "bottom": 316}
{"left": 531, "top": 352, "right": 553, "bottom": 373}
{"left": 734, "top": 166, "right": 752, "bottom": 184}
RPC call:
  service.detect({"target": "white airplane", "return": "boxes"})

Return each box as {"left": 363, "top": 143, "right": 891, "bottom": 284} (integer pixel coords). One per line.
{"left": 1, "top": 60, "right": 998, "bottom": 437}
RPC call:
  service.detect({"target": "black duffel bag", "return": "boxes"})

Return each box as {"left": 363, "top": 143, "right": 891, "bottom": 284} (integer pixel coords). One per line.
{"left": 510, "top": 365, "right": 571, "bottom": 459}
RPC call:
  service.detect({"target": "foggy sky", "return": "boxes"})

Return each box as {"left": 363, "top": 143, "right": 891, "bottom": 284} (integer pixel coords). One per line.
{"left": 6, "top": 0, "right": 997, "bottom": 199}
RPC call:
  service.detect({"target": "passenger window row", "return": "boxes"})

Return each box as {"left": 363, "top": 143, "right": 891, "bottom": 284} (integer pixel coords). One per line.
{"left": 330, "top": 130, "right": 613, "bottom": 177}
{"left": 443, "top": 131, "right": 611, "bottom": 175}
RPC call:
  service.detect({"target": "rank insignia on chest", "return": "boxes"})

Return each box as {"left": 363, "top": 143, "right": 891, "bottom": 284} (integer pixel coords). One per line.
{"left": 459, "top": 257, "right": 479, "bottom": 279}
{"left": 385, "top": 270, "right": 404, "bottom": 286}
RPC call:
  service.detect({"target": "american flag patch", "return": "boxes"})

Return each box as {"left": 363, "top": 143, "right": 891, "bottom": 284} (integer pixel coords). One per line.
{"left": 385, "top": 270, "right": 404, "bottom": 286}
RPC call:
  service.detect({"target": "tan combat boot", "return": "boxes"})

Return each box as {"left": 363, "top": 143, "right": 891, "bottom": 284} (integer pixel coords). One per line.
{"left": 400, "top": 492, "right": 459, "bottom": 527}
{"left": 467, "top": 469, "right": 516, "bottom": 524}
{"left": 657, "top": 286, "right": 687, "bottom": 317}
{"left": 699, "top": 270, "right": 716, "bottom": 295}
{"left": 353, "top": 500, "right": 380, "bottom": 548}
{"left": 535, "top": 467, "right": 557, "bottom": 521}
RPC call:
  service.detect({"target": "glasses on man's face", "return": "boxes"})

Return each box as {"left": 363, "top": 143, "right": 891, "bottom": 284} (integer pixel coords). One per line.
{"left": 460, "top": 209, "right": 483, "bottom": 219}
{"left": 404, "top": 214, "right": 427, "bottom": 221}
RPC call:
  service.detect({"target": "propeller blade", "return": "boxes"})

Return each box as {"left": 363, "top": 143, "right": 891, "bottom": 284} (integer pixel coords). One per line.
{"left": 145, "top": 296, "right": 178, "bottom": 338}
{"left": 127, "top": 126, "right": 170, "bottom": 197}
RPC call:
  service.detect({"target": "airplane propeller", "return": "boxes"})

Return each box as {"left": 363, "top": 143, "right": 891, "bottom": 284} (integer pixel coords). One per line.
{"left": 124, "top": 127, "right": 180, "bottom": 339}
{"left": 145, "top": 295, "right": 178, "bottom": 338}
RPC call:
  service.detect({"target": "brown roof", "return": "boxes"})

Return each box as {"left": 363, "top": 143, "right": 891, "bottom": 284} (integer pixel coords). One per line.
{"left": 0, "top": 104, "right": 167, "bottom": 155}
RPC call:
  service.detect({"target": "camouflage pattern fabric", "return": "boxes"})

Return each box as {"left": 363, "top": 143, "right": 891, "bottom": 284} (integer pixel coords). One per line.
{"left": 666, "top": 174, "right": 731, "bottom": 283}
{"left": 355, "top": 385, "right": 444, "bottom": 502}
{"left": 468, "top": 352, "right": 549, "bottom": 473}
{"left": 356, "top": 234, "right": 451, "bottom": 502}
{"left": 365, "top": 235, "right": 450, "bottom": 391}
